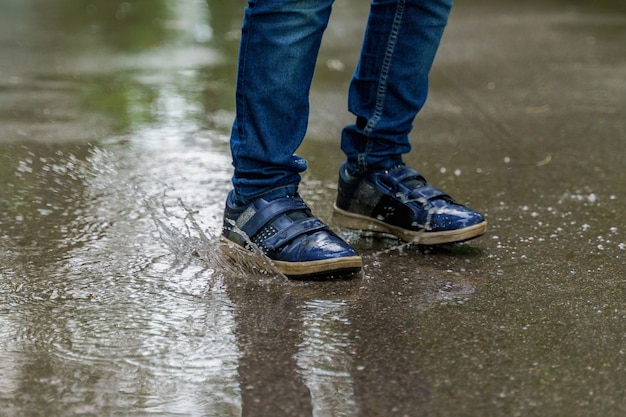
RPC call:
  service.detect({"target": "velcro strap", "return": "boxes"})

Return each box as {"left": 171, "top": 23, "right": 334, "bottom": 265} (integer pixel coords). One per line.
{"left": 408, "top": 185, "right": 449, "bottom": 202}
{"left": 241, "top": 197, "right": 308, "bottom": 237}
{"left": 381, "top": 166, "right": 426, "bottom": 188}
{"left": 263, "top": 218, "right": 327, "bottom": 250}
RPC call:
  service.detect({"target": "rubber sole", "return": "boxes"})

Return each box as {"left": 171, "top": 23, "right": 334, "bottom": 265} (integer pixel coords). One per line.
{"left": 332, "top": 205, "right": 487, "bottom": 245}
{"left": 220, "top": 236, "right": 362, "bottom": 279}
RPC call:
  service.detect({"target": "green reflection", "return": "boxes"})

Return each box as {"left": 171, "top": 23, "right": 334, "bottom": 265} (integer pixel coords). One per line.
{"left": 40, "top": 0, "right": 243, "bottom": 132}
{"left": 80, "top": 75, "right": 159, "bottom": 131}
{"left": 53, "top": 0, "right": 173, "bottom": 51}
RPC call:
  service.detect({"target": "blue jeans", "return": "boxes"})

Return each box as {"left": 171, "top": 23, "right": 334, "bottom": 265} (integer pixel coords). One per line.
{"left": 229, "top": 0, "right": 453, "bottom": 205}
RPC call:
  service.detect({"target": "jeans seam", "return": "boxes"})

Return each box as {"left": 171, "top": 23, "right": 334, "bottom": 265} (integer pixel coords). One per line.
{"left": 360, "top": 0, "right": 406, "bottom": 172}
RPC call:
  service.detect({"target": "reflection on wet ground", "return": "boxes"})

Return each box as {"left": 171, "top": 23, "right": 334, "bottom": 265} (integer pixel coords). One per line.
{"left": 1, "top": 0, "right": 625, "bottom": 416}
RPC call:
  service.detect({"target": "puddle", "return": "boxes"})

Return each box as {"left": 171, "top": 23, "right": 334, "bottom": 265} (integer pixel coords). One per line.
{"left": 1, "top": 0, "right": 625, "bottom": 416}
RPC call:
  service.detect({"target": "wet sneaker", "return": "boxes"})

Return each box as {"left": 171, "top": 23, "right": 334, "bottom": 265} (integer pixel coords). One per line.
{"left": 221, "top": 192, "right": 362, "bottom": 278}
{"left": 332, "top": 163, "right": 487, "bottom": 245}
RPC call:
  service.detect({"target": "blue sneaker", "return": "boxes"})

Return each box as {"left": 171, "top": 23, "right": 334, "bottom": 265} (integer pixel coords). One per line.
{"left": 221, "top": 192, "right": 362, "bottom": 278}
{"left": 332, "top": 164, "right": 487, "bottom": 245}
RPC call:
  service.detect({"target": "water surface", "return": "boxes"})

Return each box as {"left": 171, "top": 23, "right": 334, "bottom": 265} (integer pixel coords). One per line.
{"left": 1, "top": 0, "right": 625, "bottom": 416}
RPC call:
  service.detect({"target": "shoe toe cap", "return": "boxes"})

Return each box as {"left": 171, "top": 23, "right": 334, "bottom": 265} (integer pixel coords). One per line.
{"left": 429, "top": 204, "right": 485, "bottom": 232}
{"left": 279, "top": 231, "right": 358, "bottom": 263}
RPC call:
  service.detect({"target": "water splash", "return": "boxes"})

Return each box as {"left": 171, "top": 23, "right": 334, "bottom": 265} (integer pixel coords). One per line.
{"left": 144, "top": 195, "right": 288, "bottom": 281}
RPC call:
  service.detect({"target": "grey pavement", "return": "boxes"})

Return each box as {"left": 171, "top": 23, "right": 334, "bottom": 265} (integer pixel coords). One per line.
{"left": 0, "top": 0, "right": 625, "bottom": 416}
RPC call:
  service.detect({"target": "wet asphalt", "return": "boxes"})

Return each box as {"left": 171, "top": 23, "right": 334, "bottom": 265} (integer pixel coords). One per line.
{"left": 0, "top": 0, "right": 625, "bottom": 416}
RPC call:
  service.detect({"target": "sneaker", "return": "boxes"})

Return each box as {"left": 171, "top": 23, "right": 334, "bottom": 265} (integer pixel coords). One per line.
{"left": 221, "top": 192, "right": 362, "bottom": 278}
{"left": 332, "top": 163, "right": 487, "bottom": 245}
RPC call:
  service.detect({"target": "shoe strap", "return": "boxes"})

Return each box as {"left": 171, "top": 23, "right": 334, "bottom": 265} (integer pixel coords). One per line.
{"left": 263, "top": 217, "right": 327, "bottom": 250}
{"left": 376, "top": 166, "right": 453, "bottom": 204}
{"left": 407, "top": 185, "right": 450, "bottom": 203}
{"left": 240, "top": 197, "right": 308, "bottom": 238}
{"left": 379, "top": 166, "right": 427, "bottom": 188}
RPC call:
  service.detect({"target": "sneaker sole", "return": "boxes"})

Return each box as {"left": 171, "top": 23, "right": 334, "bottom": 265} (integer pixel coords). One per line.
{"left": 332, "top": 205, "right": 487, "bottom": 245}
{"left": 220, "top": 236, "right": 362, "bottom": 278}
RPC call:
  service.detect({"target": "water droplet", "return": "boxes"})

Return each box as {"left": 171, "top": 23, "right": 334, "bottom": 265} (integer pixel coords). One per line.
{"left": 326, "top": 59, "right": 346, "bottom": 71}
